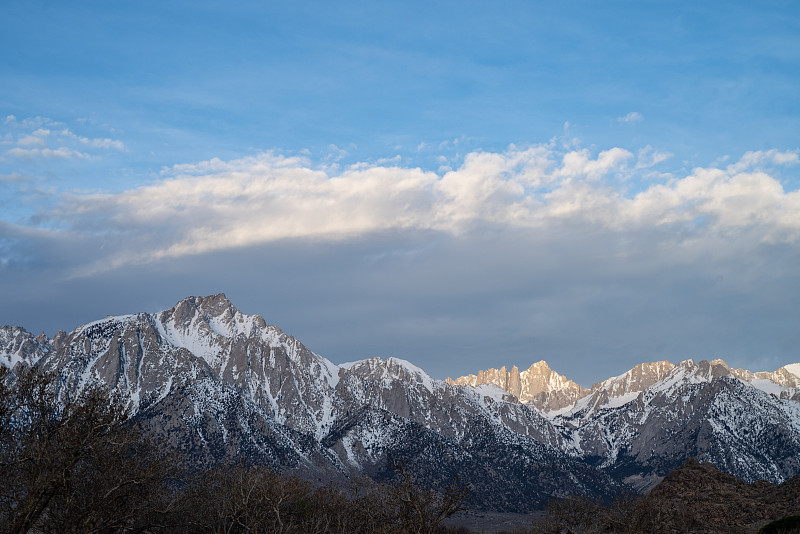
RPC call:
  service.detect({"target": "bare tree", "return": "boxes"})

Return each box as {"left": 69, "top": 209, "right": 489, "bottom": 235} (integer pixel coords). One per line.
{"left": 0, "top": 365, "right": 180, "bottom": 534}
{"left": 179, "top": 463, "right": 317, "bottom": 534}
{"left": 387, "top": 457, "right": 470, "bottom": 534}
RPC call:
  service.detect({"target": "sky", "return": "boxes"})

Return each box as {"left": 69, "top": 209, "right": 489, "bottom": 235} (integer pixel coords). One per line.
{"left": 1, "top": 1, "right": 799, "bottom": 385}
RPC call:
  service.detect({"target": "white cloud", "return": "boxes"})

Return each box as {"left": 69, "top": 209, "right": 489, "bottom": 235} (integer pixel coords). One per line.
{"left": 635, "top": 145, "right": 672, "bottom": 169}
{"left": 16, "top": 135, "right": 48, "bottom": 148}
{"left": 726, "top": 149, "right": 799, "bottom": 173}
{"left": 618, "top": 111, "right": 643, "bottom": 123}
{"left": 6, "top": 147, "right": 91, "bottom": 160}
{"left": 556, "top": 148, "right": 634, "bottom": 181}
{"left": 57, "top": 128, "right": 126, "bottom": 151}
{"left": 1, "top": 116, "right": 126, "bottom": 162}
{"left": 30, "top": 143, "right": 796, "bottom": 275}
{"left": 3, "top": 142, "right": 800, "bottom": 382}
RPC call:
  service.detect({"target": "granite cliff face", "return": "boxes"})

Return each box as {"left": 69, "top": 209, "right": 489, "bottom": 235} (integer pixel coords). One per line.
{"left": 447, "top": 361, "right": 587, "bottom": 412}
{"left": 2, "top": 294, "right": 800, "bottom": 509}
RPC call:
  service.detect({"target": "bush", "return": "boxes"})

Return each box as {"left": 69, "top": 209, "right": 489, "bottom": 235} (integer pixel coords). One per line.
{"left": 760, "top": 516, "right": 800, "bottom": 534}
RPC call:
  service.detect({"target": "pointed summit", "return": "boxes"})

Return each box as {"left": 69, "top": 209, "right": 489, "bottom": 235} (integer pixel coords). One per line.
{"left": 194, "top": 293, "right": 235, "bottom": 315}
{"left": 173, "top": 293, "right": 236, "bottom": 316}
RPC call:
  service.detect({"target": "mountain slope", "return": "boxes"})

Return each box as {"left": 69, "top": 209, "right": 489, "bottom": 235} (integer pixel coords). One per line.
{"left": 449, "top": 356, "right": 800, "bottom": 491}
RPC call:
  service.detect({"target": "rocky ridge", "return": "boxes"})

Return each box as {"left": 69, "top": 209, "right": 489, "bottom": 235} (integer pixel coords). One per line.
{"left": 447, "top": 361, "right": 587, "bottom": 412}
{"left": 450, "top": 358, "right": 800, "bottom": 415}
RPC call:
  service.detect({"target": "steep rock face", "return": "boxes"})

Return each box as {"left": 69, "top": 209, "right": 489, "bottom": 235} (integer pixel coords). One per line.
{"left": 447, "top": 361, "right": 588, "bottom": 412}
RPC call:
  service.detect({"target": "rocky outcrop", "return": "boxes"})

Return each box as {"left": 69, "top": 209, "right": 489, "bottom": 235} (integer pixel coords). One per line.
{"left": 633, "top": 458, "right": 800, "bottom": 533}
{"left": 0, "top": 326, "right": 51, "bottom": 368}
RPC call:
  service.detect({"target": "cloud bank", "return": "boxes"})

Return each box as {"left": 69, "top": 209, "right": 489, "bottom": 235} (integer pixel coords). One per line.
{"left": 34, "top": 144, "right": 799, "bottom": 274}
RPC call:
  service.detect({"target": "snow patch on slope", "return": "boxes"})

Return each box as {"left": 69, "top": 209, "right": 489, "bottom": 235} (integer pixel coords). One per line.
{"left": 474, "top": 383, "right": 512, "bottom": 402}
{"left": 74, "top": 314, "right": 138, "bottom": 335}
{"left": 387, "top": 357, "right": 435, "bottom": 393}
{"left": 784, "top": 363, "right": 800, "bottom": 379}
{"left": 751, "top": 378, "right": 789, "bottom": 396}
{"left": 604, "top": 391, "right": 640, "bottom": 408}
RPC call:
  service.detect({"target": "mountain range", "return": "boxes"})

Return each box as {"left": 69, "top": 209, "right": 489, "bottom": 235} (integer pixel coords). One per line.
{"left": 2, "top": 294, "right": 799, "bottom": 510}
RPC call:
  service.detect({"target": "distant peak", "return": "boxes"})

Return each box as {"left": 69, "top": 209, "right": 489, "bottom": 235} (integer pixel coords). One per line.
{"left": 174, "top": 293, "right": 236, "bottom": 316}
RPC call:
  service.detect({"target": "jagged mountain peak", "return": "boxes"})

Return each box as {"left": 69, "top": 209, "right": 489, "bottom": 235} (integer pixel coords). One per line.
{"left": 447, "top": 360, "right": 587, "bottom": 413}
{"left": 171, "top": 293, "right": 240, "bottom": 323}
{"left": 454, "top": 356, "right": 800, "bottom": 417}
{"left": 0, "top": 325, "right": 52, "bottom": 368}
{"left": 586, "top": 360, "right": 676, "bottom": 397}
{"left": 163, "top": 293, "right": 249, "bottom": 330}
{"left": 155, "top": 295, "right": 289, "bottom": 355}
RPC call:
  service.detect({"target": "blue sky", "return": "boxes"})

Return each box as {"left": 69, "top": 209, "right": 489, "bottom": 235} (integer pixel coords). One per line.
{"left": 1, "top": 1, "right": 799, "bottom": 384}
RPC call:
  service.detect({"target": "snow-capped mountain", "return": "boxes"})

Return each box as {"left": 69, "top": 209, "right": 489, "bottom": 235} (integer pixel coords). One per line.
{"left": 0, "top": 294, "right": 614, "bottom": 510}
{"left": 556, "top": 359, "right": 800, "bottom": 490}
{"left": 2, "top": 294, "right": 799, "bottom": 507}
{"left": 0, "top": 326, "right": 50, "bottom": 369}
{"left": 451, "top": 356, "right": 800, "bottom": 490}
{"left": 450, "top": 357, "right": 800, "bottom": 417}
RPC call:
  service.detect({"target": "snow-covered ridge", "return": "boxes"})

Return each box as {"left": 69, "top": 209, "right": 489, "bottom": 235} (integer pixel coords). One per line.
{"left": 0, "top": 326, "right": 51, "bottom": 368}
{"left": 341, "top": 356, "right": 437, "bottom": 393}
{"left": 73, "top": 314, "right": 139, "bottom": 336}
